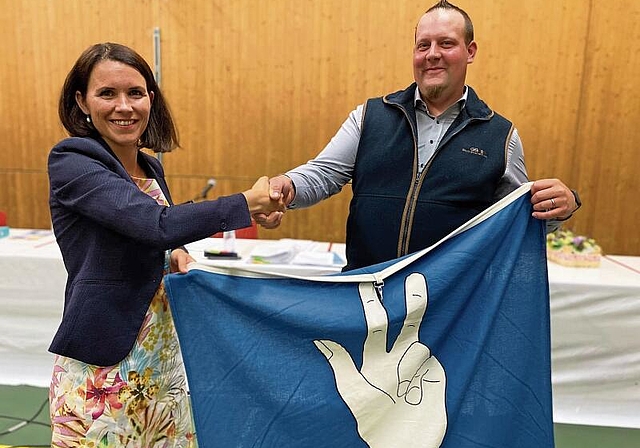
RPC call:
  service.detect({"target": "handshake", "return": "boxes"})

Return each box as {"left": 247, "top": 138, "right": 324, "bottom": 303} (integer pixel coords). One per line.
{"left": 242, "top": 175, "right": 293, "bottom": 228}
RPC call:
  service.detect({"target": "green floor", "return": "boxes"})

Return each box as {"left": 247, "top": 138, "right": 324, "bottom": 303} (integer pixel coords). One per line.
{"left": 555, "top": 423, "right": 640, "bottom": 448}
{"left": 1, "top": 385, "right": 639, "bottom": 447}
{"left": 0, "top": 386, "right": 50, "bottom": 448}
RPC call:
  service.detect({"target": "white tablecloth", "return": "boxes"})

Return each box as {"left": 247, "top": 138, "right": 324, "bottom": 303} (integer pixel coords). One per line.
{"left": 1, "top": 229, "right": 639, "bottom": 429}
{"left": 0, "top": 230, "right": 346, "bottom": 388}
{"left": 0, "top": 229, "right": 64, "bottom": 387}
{"left": 186, "top": 237, "right": 346, "bottom": 276}
{"left": 547, "top": 256, "right": 640, "bottom": 429}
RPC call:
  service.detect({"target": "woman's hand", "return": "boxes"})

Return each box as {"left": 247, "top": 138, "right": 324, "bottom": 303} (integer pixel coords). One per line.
{"left": 170, "top": 248, "right": 196, "bottom": 274}
{"left": 253, "top": 175, "right": 294, "bottom": 229}
{"left": 242, "top": 176, "right": 286, "bottom": 215}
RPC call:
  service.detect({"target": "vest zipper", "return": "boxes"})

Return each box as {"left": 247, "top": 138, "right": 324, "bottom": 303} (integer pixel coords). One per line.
{"left": 395, "top": 108, "right": 486, "bottom": 257}
{"left": 389, "top": 104, "right": 420, "bottom": 258}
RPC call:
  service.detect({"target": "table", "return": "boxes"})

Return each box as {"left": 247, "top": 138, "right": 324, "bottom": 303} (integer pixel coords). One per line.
{"left": 1, "top": 229, "right": 639, "bottom": 429}
{"left": 547, "top": 255, "right": 640, "bottom": 429}
{"left": 0, "top": 229, "right": 64, "bottom": 387}
{"left": 186, "top": 236, "right": 346, "bottom": 276}
{"left": 0, "top": 230, "right": 346, "bottom": 387}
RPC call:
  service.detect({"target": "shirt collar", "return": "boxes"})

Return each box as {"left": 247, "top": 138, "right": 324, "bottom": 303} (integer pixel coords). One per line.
{"left": 414, "top": 85, "right": 468, "bottom": 118}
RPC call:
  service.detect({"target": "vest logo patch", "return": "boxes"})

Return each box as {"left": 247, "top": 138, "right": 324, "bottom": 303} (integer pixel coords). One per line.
{"left": 462, "top": 146, "right": 487, "bottom": 158}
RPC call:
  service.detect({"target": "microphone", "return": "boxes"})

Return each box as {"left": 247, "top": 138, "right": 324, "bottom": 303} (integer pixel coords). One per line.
{"left": 200, "top": 178, "right": 217, "bottom": 199}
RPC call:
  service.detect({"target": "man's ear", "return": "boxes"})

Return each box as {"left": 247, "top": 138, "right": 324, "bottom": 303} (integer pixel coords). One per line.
{"left": 467, "top": 41, "right": 478, "bottom": 64}
{"left": 75, "top": 91, "right": 89, "bottom": 114}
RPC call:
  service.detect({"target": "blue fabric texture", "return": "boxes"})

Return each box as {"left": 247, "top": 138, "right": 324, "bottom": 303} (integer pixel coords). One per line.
{"left": 165, "top": 191, "right": 553, "bottom": 448}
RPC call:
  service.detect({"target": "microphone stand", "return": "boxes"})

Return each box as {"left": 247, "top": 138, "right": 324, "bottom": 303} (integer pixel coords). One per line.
{"left": 191, "top": 178, "right": 217, "bottom": 202}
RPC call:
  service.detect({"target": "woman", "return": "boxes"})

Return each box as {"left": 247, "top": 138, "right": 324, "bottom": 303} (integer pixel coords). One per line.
{"left": 47, "top": 42, "right": 282, "bottom": 447}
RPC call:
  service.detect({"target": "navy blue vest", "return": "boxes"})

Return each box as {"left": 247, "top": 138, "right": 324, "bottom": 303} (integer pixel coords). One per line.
{"left": 345, "top": 84, "right": 513, "bottom": 271}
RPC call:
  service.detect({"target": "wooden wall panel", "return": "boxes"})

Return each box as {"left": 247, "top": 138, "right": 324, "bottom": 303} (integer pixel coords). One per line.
{"left": 572, "top": 0, "right": 640, "bottom": 254}
{"left": 460, "top": 0, "right": 590, "bottom": 181}
{"left": 0, "top": 172, "right": 51, "bottom": 227}
{"left": 155, "top": 0, "right": 427, "bottom": 242}
{"left": 0, "top": 0, "right": 159, "bottom": 227}
{"left": 1, "top": 0, "right": 638, "bottom": 254}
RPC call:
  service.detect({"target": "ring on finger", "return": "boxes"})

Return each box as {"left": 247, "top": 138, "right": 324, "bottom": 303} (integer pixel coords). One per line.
{"left": 550, "top": 198, "right": 556, "bottom": 208}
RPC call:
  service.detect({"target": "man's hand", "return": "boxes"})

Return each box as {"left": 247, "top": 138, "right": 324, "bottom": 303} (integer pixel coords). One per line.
{"left": 242, "top": 176, "right": 286, "bottom": 215}
{"left": 253, "top": 175, "right": 296, "bottom": 229}
{"left": 530, "top": 178, "right": 578, "bottom": 220}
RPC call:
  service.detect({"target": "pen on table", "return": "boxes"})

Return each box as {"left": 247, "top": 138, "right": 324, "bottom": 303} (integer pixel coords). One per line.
{"left": 34, "top": 239, "right": 56, "bottom": 248}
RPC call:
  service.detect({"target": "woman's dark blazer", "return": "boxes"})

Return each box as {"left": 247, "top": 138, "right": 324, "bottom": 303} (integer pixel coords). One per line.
{"left": 48, "top": 137, "right": 251, "bottom": 366}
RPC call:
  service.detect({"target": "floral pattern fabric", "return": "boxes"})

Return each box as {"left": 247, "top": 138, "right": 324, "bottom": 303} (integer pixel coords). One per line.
{"left": 49, "top": 177, "right": 197, "bottom": 448}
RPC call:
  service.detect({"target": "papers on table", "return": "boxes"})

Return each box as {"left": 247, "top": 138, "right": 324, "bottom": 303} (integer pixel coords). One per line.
{"left": 248, "top": 239, "right": 343, "bottom": 266}
{"left": 185, "top": 237, "right": 346, "bottom": 270}
{"left": 291, "top": 251, "right": 338, "bottom": 267}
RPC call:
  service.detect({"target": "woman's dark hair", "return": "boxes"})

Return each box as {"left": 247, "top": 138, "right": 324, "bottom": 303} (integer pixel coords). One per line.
{"left": 58, "top": 42, "right": 179, "bottom": 153}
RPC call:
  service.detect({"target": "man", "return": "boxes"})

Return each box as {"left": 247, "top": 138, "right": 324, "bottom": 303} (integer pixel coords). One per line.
{"left": 256, "top": 0, "right": 580, "bottom": 271}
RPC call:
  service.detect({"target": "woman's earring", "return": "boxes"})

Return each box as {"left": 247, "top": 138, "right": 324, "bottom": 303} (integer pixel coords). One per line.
{"left": 86, "top": 115, "right": 92, "bottom": 124}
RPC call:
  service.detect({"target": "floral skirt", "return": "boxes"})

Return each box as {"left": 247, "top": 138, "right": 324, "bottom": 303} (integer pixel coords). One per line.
{"left": 49, "top": 281, "right": 197, "bottom": 448}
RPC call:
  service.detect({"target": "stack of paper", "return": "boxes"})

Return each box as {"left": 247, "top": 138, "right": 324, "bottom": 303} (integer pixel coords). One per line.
{"left": 248, "top": 239, "right": 317, "bottom": 264}
{"left": 290, "top": 251, "right": 336, "bottom": 266}
{"left": 248, "top": 241, "right": 297, "bottom": 264}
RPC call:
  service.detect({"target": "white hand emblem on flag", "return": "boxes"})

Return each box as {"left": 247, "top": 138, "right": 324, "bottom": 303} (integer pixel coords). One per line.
{"left": 314, "top": 272, "right": 448, "bottom": 448}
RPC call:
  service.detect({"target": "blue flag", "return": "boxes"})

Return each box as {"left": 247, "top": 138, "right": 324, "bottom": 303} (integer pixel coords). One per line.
{"left": 165, "top": 185, "right": 554, "bottom": 448}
